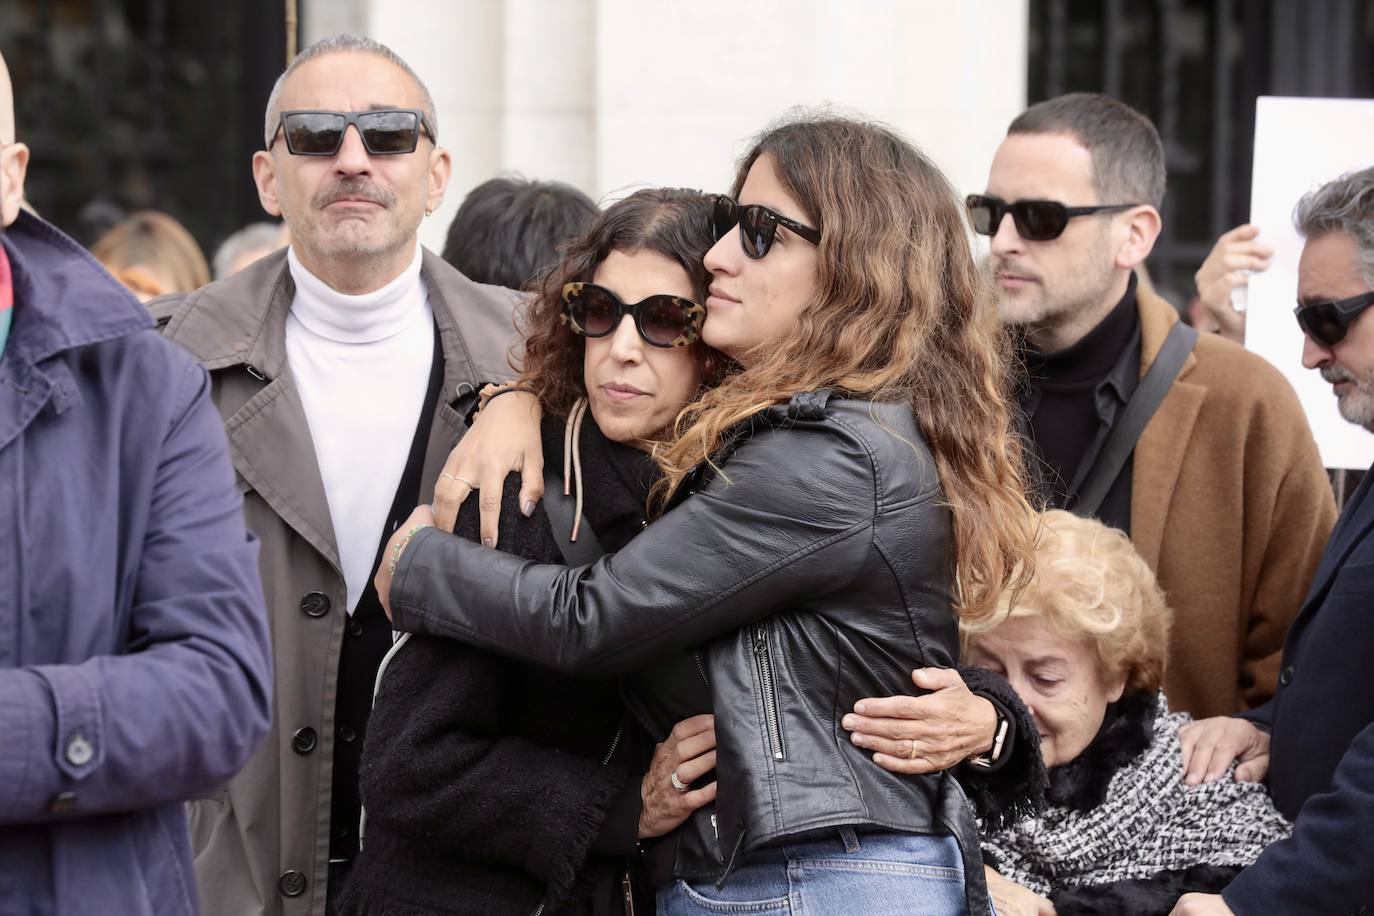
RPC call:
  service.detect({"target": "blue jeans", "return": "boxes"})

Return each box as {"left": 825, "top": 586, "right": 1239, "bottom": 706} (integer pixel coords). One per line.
{"left": 657, "top": 830, "right": 981, "bottom": 915}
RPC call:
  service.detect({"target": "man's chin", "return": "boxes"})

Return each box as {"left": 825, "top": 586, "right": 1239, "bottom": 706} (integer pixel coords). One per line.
{"left": 313, "top": 226, "right": 400, "bottom": 259}
{"left": 995, "top": 296, "right": 1045, "bottom": 328}
{"left": 1334, "top": 382, "right": 1374, "bottom": 428}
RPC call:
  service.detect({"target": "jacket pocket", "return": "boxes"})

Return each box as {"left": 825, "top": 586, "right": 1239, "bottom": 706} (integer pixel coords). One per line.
{"left": 752, "top": 622, "right": 785, "bottom": 761}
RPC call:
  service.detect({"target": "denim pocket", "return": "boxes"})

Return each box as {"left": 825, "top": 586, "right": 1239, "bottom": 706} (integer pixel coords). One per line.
{"left": 661, "top": 879, "right": 791, "bottom": 915}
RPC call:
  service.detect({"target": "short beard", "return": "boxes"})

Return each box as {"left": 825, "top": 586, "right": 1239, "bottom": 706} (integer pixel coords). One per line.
{"left": 995, "top": 225, "right": 1118, "bottom": 347}
{"left": 295, "top": 177, "right": 412, "bottom": 261}
{"left": 1321, "top": 364, "right": 1374, "bottom": 430}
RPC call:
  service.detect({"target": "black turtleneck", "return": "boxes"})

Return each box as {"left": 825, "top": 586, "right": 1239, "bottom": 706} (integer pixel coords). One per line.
{"left": 1019, "top": 274, "right": 1141, "bottom": 534}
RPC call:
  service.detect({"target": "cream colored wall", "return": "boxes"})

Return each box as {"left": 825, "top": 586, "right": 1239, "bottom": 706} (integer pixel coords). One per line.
{"left": 303, "top": 0, "right": 1028, "bottom": 253}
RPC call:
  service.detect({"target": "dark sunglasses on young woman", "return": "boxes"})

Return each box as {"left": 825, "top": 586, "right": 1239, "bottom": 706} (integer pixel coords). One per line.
{"left": 269, "top": 109, "right": 436, "bottom": 156}
{"left": 712, "top": 195, "right": 822, "bottom": 259}
{"left": 562, "top": 282, "right": 705, "bottom": 348}
{"left": 1294, "top": 290, "right": 1374, "bottom": 347}
{"left": 966, "top": 194, "right": 1141, "bottom": 242}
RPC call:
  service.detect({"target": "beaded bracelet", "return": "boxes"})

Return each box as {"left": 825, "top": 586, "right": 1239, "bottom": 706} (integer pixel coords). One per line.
{"left": 388, "top": 524, "right": 432, "bottom": 577}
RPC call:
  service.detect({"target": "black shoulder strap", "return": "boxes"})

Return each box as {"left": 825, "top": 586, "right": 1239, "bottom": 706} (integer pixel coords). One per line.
{"left": 542, "top": 463, "right": 606, "bottom": 565}
{"left": 1074, "top": 320, "right": 1198, "bottom": 517}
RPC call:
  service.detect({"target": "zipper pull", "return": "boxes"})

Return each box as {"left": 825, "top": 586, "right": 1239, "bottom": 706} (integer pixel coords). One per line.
{"left": 622, "top": 870, "right": 636, "bottom": 916}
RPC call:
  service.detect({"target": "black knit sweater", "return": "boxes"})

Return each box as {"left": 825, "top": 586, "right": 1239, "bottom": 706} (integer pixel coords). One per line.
{"left": 336, "top": 417, "right": 658, "bottom": 916}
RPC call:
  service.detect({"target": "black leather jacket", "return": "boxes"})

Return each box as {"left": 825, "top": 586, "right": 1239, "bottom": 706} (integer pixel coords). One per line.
{"left": 392, "top": 392, "right": 989, "bottom": 911}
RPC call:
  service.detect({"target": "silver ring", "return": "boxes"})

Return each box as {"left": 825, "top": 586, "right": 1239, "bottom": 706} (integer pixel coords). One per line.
{"left": 441, "top": 473, "right": 478, "bottom": 489}
{"left": 670, "top": 769, "right": 690, "bottom": 792}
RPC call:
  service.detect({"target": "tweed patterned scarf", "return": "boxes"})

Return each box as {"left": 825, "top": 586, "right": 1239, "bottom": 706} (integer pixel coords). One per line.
{"left": 981, "top": 692, "right": 1291, "bottom": 895}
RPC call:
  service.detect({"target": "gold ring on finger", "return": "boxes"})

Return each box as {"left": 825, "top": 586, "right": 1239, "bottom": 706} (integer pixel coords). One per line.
{"left": 907, "top": 739, "right": 917, "bottom": 760}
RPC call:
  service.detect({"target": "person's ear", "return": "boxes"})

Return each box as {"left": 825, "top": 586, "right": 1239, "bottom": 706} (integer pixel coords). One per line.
{"left": 425, "top": 145, "right": 452, "bottom": 217}
{"left": 1, "top": 142, "right": 31, "bottom": 227}
{"left": 1115, "top": 204, "right": 1162, "bottom": 270}
{"left": 1105, "top": 670, "right": 1128, "bottom": 704}
{"left": 252, "top": 149, "right": 283, "bottom": 218}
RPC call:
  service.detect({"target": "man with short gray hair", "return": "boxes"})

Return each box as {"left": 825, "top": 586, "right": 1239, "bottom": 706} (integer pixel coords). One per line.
{"left": 1173, "top": 166, "right": 1374, "bottom": 915}
{"left": 152, "top": 35, "right": 520, "bottom": 915}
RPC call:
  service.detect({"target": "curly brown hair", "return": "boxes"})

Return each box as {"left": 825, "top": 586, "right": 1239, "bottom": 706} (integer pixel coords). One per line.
{"left": 654, "top": 114, "right": 1036, "bottom": 625}
{"left": 516, "top": 188, "right": 731, "bottom": 419}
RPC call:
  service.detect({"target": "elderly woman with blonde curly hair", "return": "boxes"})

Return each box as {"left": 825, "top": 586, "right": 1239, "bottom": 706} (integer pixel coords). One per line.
{"left": 966, "top": 510, "right": 1290, "bottom": 916}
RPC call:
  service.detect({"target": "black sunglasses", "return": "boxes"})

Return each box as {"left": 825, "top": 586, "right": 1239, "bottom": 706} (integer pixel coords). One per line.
{"left": 270, "top": 109, "right": 436, "bottom": 156}
{"left": 562, "top": 283, "right": 705, "bottom": 348}
{"left": 1294, "top": 290, "right": 1374, "bottom": 347}
{"left": 966, "top": 194, "right": 1141, "bottom": 242}
{"left": 712, "top": 195, "right": 821, "bottom": 259}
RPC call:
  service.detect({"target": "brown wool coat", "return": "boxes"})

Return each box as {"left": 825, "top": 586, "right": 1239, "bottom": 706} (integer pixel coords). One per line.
{"left": 151, "top": 249, "right": 522, "bottom": 916}
{"left": 1130, "top": 288, "right": 1335, "bottom": 718}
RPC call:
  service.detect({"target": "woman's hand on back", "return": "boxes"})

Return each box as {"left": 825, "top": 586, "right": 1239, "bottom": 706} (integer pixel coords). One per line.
{"left": 638, "top": 714, "right": 718, "bottom": 840}
{"left": 842, "top": 667, "right": 998, "bottom": 774}
{"left": 434, "top": 390, "right": 545, "bottom": 546}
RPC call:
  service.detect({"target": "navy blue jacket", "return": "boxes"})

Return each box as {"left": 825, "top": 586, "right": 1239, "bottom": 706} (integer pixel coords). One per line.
{"left": 0, "top": 212, "right": 272, "bottom": 915}
{"left": 1224, "top": 465, "right": 1374, "bottom": 914}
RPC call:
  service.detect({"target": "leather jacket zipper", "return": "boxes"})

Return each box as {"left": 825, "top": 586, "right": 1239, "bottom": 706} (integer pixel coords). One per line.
{"left": 601, "top": 718, "right": 625, "bottom": 766}
{"left": 752, "top": 622, "right": 785, "bottom": 760}
{"left": 693, "top": 650, "right": 711, "bottom": 687}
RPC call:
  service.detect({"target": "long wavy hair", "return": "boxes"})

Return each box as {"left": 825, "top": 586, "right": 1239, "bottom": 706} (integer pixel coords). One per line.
{"left": 516, "top": 187, "right": 730, "bottom": 420}
{"left": 655, "top": 115, "right": 1035, "bottom": 623}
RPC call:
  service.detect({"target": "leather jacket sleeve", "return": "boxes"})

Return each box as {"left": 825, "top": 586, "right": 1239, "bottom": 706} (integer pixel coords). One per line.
{"left": 390, "top": 414, "right": 897, "bottom": 677}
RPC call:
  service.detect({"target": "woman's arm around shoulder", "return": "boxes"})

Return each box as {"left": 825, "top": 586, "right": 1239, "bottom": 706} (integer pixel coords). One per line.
{"left": 387, "top": 407, "right": 883, "bottom": 677}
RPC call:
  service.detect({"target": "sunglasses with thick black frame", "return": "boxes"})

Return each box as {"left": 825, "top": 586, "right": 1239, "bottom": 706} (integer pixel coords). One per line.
{"left": 269, "top": 108, "right": 437, "bottom": 156}
{"left": 1294, "top": 290, "right": 1374, "bottom": 347}
{"left": 966, "top": 194, "right": 1141, "bottom": 242}
{"left": 712, "top": 195, "right": 822, "bottom": 259}
{"left": 561, "top": 282, "right": 705, "bottom": 348}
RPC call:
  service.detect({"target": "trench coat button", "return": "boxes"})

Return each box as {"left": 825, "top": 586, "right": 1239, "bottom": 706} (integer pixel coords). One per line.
{"left": 49, "top": 791, "right": 76, "bottom": 813}
{"left": 339, "top": 726, "right": 357, "bottom": 744}
{"left": 65, "top": 734, "right": 94, "bottom": 767}
{"left": 301, "top": 592, "right": 331, "bottom": 618}
{"left": 1279, "top": 666, "right": 1294, "bottom": 686}
{"left": 348, "top": 618, "right": 365, "bottom": 638}
{"left": 291, "top": 727, "right": 318, "bottom": 754}
{"left": 278, "top": 870, "right": 307, "bottom": 898}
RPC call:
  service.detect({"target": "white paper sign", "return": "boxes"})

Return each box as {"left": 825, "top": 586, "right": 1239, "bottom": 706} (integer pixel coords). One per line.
{"left": 1246, "top": 96, "right": 1374, "bottom": 470}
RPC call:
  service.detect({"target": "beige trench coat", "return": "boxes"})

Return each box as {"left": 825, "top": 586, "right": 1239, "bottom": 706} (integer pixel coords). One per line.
{"left": 153, "top": 248, "right": 521, "bottom": 916}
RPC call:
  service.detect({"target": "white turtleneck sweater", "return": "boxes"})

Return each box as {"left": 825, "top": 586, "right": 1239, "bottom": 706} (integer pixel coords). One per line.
{"left": 286, "top": 246, "right": 435, "bottom": 615}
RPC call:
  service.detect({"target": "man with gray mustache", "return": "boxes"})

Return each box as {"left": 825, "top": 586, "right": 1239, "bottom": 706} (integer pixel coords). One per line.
{"left": 1171, "top": 165, "right": 1374, "bottom": 915}
{"left": 151, "top": 35, "right": 520, "bottom": 916}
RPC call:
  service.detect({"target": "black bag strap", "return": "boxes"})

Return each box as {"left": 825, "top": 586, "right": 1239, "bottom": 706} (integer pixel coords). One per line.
{"left": 542, "top": 463, "right": 606, "bottom": 565}
{"left": 1074, "top": 320, "right": 1198, "bottom": 517}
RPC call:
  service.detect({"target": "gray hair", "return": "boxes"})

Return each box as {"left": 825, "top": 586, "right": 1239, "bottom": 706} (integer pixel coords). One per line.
{"left": 1294, "top": 166, "right": 1374, "bottom": 288}
{"left": 262, "top": 34, "right": 438, "bottom": 149}
{"left": 1008, "top": 92, "right": 1167, "bottom": 210}
{"left": 212, "top": 222, "right": 286, "bottom": 279}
